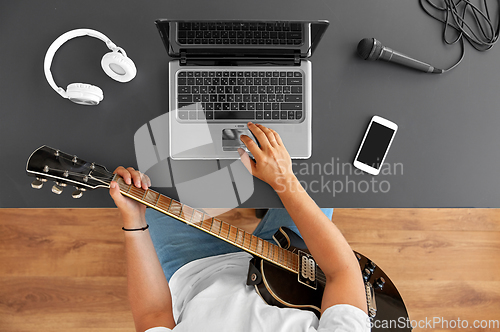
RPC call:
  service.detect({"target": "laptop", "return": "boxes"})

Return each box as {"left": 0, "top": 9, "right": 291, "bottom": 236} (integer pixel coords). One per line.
{"left": 155, "top": 19, "right": 329, "bottom": 159}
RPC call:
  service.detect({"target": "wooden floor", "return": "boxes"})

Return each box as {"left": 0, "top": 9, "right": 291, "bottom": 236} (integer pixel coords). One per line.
{"left": 0, "top": 208, "right": 499, "bottom": 331}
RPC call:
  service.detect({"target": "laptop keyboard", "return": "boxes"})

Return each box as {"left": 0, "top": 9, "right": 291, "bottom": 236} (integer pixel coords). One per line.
{"left": 176, "top": 70, "right": 304, "bottom": 122}
{"left": 177, "top": 21, "right": 303, "bottom": 46}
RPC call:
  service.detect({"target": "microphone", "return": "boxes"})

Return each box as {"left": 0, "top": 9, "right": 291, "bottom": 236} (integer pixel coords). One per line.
{"left": 357, "top": 38, "right": 443, "bottom": 74}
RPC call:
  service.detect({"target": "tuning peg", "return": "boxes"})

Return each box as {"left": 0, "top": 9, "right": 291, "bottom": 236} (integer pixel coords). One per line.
{"left": 71, "top": 187, "right": 86, "bottom": 199}
{"left": 52, "top": 184, "right": 63, "bottom": 194}
{"left": 72, "top": 189, "right": 83, "bottom": 199}
{"left": 31, "top": 178, "right": 47, "bottom": 189}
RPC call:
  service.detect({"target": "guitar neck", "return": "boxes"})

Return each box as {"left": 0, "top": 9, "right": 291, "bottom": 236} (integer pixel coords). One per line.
{"left": 113, "top": 175, "right": 299, "bottom": 274}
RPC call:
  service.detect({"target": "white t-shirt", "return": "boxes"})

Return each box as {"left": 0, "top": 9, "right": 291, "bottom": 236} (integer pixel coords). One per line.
{"left": 146, "top": 252, "right": 369, "bottom": 332}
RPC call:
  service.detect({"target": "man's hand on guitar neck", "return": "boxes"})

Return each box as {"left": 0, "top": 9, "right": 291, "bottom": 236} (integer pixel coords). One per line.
{"left": 109, "top": 166, "right": 151, "bottom": 229}
{"left": 239, "top": 122, "right": 368, "bottom": 315}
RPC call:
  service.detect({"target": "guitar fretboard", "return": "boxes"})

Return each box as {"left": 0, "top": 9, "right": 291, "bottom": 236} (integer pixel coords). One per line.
{"left": 114, "top": 175, "right": 299, "bottom": 274}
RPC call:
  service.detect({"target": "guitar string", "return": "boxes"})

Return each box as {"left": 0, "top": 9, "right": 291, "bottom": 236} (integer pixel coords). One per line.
{"left": 43, "top": 167, "right": 113, "bottom": 183}
{"left": 45, "top": 153, "right": 329, "bottom": 283}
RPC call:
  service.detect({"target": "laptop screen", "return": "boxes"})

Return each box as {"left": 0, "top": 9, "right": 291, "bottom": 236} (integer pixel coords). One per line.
{"left": 155, "top": 19, "right": 329, "bottom": 60}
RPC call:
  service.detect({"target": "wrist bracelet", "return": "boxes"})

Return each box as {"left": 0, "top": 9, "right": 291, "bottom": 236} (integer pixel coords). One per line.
{"left": 122, "top": 224, "right": 149, "bottom": 231}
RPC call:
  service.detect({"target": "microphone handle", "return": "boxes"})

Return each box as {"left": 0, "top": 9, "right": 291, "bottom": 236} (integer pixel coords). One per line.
{"left": 379, "top": 46, "right": 443, "bottom": 74}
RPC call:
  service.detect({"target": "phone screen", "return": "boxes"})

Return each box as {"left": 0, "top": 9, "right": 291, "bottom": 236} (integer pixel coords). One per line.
{"left": 357, "top": 122, "right": 396, "bottom": 169}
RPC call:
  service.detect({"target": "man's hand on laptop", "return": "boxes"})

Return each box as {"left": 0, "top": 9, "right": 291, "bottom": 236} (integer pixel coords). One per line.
{"left": 239, "top": 122, "right": 301, "bottom": 194}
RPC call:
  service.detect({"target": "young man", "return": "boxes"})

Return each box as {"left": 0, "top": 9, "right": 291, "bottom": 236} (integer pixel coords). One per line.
{"left": 109, "top": 122, "right": 369, "bottom": 332}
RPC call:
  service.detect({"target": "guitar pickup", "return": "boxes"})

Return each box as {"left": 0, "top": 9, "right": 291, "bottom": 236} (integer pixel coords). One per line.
{"left": 298, "top": 250, "right": 317, "bottom": 290}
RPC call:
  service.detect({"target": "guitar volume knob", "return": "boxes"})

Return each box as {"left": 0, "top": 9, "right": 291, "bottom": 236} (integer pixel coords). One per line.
{"left": 363, "top": 268, "right": 372, "bottom": 282}
{"left": 365, "top": 260, "right": 376, "bottom": 273}
{"left": 374, "top": 277, "right": 385, "bottom": 290}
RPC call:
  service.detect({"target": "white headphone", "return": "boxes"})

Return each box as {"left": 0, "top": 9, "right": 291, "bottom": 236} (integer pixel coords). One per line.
{"left": 44, "top": 28, "right": 137, "bottom": 105}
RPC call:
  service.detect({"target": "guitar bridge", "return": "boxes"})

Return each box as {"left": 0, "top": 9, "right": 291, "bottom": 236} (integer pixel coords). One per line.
{"left": 298, "top": 250, "right": 317, "bottom": 290}
{"left": 365, "top": 282, "right": 377, "bottom": 317}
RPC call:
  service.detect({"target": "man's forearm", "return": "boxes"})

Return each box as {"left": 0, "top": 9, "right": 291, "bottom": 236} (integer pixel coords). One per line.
{"left": 275, "top": 175, "right": 367, "bottom": 314}
{"left": 275, "top": 176, "right": 358, "bottom": 278}
{"left": 125, "top": 228, "right": 176, "bottom": 331}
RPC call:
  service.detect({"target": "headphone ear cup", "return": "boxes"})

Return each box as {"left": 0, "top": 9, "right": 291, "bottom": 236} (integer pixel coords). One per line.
{"left": 66, "top": 83, "right": 104, "bottom": 105}
{"left": 101, "top": 51, "right": 137, "bottom": 83}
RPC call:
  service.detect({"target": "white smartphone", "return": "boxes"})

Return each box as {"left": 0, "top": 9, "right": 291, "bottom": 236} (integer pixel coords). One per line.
{"left": 353, "top": 115, "right": 398, "bottom": 175}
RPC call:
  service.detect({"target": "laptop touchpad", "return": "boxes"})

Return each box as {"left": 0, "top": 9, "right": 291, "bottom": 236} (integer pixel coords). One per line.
{"left": 222, "top": 129, "right": 256, "bottom": 155}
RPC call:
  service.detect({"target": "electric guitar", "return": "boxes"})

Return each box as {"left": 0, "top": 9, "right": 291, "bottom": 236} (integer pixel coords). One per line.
{"left": 26, "top": 145, "right": 412, "bottom": 331}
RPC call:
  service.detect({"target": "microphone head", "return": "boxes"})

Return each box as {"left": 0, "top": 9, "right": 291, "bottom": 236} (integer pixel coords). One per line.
{"left": 357, "top": 38, "right": 383, "bottom": 60}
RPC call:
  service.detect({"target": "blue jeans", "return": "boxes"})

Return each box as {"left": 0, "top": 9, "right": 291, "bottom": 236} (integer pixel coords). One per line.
{"left": 146, "top": 208, "right": 334, "bottom": 281}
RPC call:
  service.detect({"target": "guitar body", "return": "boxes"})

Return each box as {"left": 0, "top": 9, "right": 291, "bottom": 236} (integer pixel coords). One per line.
{"left": 247, "top": 227, "right": 324, "bottom": 317}
{"left": 248, "top": 227, "right": 413, "bottom": 331}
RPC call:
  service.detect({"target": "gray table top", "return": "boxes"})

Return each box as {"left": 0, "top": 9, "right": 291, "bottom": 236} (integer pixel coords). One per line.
{"left": 2, "top": 0, "right": 500, "bottom": 208}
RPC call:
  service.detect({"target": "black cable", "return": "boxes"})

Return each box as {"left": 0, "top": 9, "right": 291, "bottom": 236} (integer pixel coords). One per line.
{"left": 419, "top": 0, "right": 500, "bottom": 72}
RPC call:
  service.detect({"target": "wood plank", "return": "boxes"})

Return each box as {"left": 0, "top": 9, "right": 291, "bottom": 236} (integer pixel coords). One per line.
{"left": 333, "top": 208, "right": 500, "bottom": 332}
{"left": 0, "top": 276, "right": 134, "bottom": 332}
{"left": 1, "top": 208, "right": 499, "bottom": 332}
{"left": 333, "top": 208, "right": 500, "bottom": 231}
{"left": 0, "top": 209, "right": 125, "bottom": 277}
{"left": 338, "top": 229, "right": 500, "bottom": 281}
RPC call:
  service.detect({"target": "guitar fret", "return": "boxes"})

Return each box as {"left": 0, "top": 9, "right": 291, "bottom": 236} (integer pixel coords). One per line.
{"left": 219, "top": 222, "right": 230, "bottom": 239}
{"left": 154, "top": 194, "right": 161, "bottom": 206}
{"left": 116, "top": 177, "right": 129, "bottom": 191}
{"left": 144, "top": 190, "right": 159, "bottom": 205}
{"left": 256, "top": 238, "right": 263, "bottom": 255}
{"left": 211, "top": 218, "right": 222, "bottom": 236}
{"left": 129, "top": 185, "right": 143, "bottom": 199}
{"left": 157, "top": 195, "right": 172, "bottom": 212}
{"left": 250, "top": 235, "right": 258, "bottom": 252}
{"left": 201, "top": 216, "right": 213, "bottom": 231}
{"left": 235, "top": 229, "right": 244, "bottom": 246}
{"left": 228, "top": 225, "right": 237, "bottom": 243}
{"left": 286, "top": 251, "right": 292, "bottom": 269}
{"left": 243, "top": 232, "right": 252, "bottom": 249}
{"left": 191, "top": 209, "right": 204, "bottom": 227}
{"left": 263, "top": 241, "right": 269, "bottom": 259}
{"left": 181, "top": 205, "right": 194, "bottom": 222}
{"left": 142, "top": 190, "right": 147, "bottom": 200}
{"left": 169, "top": 200, "right": 182, "bottom": 217}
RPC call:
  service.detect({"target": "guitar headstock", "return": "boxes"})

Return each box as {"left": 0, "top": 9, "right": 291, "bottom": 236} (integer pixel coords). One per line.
{"left": 26, "top": 145, "right": 114, "bottom": 198}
